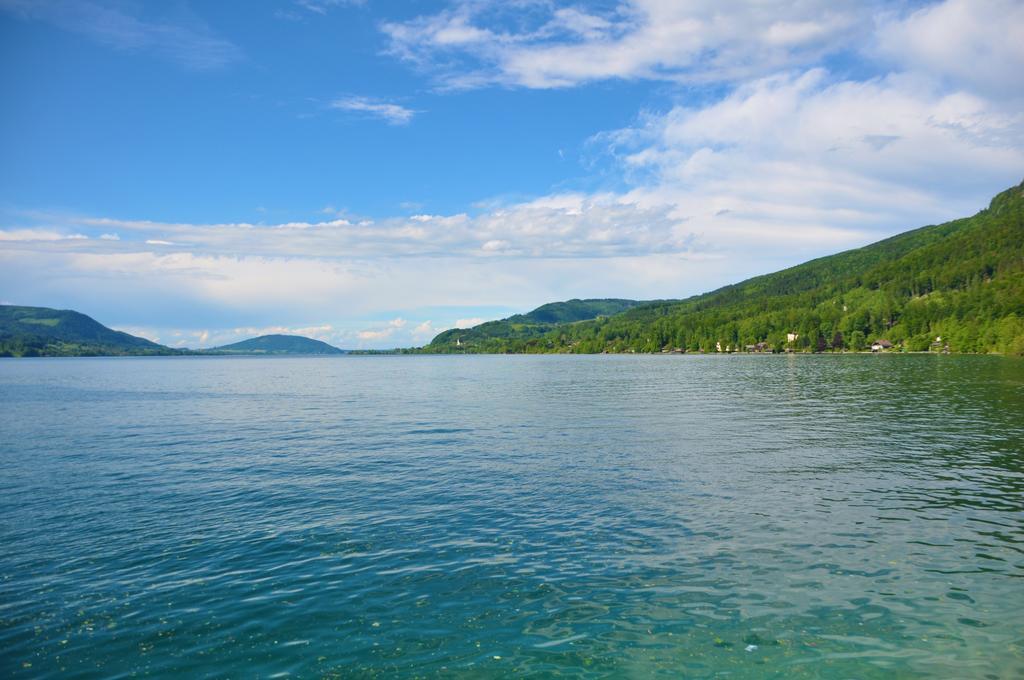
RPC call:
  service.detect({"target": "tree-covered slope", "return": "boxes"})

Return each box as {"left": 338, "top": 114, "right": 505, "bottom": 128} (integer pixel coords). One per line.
{"left": 0, "top": 305, "right": 177, "bottom": 357}
{"left": 210, "top": 334, "right": 345, "bottom": 355}
{"left": 424, "top": 298, "right": 645, "bottom": 352}
{"left": 515, "top": 299, "right": 643, "bottom": 324}
{"left": 423, "top": 181, "right": 1024, "bottom": 355}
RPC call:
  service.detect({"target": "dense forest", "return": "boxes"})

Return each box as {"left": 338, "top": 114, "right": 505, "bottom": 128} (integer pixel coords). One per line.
{"left": 422, "top": 181, "right": 1024, "bottom": 355}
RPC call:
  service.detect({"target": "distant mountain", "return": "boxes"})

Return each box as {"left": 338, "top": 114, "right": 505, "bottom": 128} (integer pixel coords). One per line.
{"left": 0, "top": 305, "right": 177, "bottom": 357}
{"left": 210, "top": 334, "right": 345, "bottom": 355}
{"left": 423, "top": 299, "right": 646, "bottom": 353}
{"left": 421, "top": 181, "right": 1024, "bottom": 355}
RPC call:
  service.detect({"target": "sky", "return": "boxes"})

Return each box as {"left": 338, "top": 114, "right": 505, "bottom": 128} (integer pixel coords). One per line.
{"left": 1, "top": 0, "right": 1022, "bottom": 349}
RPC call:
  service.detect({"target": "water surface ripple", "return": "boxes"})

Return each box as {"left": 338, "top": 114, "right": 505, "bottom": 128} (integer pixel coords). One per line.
{"left": 1, "top": 355, "right": 1022, "bottom": 677}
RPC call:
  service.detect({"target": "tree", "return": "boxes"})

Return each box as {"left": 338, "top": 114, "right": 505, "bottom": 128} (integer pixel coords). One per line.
{"left": 831, "top": 331, "right": 844, "bottom": 351}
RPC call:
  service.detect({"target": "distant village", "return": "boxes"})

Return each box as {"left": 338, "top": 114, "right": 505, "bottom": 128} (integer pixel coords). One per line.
{"left": 654, "top": 333, "right": 952, "bottom": 355}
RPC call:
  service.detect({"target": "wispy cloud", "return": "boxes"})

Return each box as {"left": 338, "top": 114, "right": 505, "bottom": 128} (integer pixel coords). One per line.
{"left": 330, "top": 96, "right": 418, "bottom": 125}
{"left": 37, "top": 195, "right": 702, "bottom": 259}
{"left": 0, "top": 0, "right": 241, "bottom": 70}
{"left": 294, "top": 0, "right": 364, "bottom": 15}
{"left": 382, "top": 0, "right": 871, "bottom": 90}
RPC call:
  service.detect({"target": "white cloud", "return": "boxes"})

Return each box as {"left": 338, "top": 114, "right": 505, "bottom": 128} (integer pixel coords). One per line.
{"left": 24, "top": 196, "right": 690, "bottom": 260}
{"left": 382, "top": 0, "right": 871, "bottom": 89}
{"left": 99, "top": 233, "right": 120, "bottom": 240}
{"left": 874, "top": 0, "right": 1024, "bottom": 100}
{"left": 357, "top": 317, "right": 408, "bottom": 340}
{"left": 0, "top": 241, "right": 747, "bottom": 346}
{"left": 480, "top": 239, "right": 511, "bottom": 253}
{"left": 602, "top": 67, "right": 1024, "bottom": 252}
{"left": 330, "top": 96, "right": 418, "bottom": 125}
{"left": 455, "top": 317, "right": 486, "bottom": 328}
{"left": 411, "top": 320, "right": 437, "bottom": 340}
{"left": 0, "top": 229, "right": 86, "bottom": 241}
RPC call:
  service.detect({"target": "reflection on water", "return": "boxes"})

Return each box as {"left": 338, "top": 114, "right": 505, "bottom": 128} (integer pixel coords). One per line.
{"left": 1, "top": 355, "right": 1022, "bottom": 677}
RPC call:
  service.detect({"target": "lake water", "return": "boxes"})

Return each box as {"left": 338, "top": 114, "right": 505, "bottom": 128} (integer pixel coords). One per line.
{"left": 1, "top": 355, "right": 1022, "bottom": 678}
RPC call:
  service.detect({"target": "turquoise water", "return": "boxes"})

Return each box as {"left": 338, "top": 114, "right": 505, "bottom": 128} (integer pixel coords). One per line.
{"left": 1, "top": 355, "right": 1022, "bottom": 678}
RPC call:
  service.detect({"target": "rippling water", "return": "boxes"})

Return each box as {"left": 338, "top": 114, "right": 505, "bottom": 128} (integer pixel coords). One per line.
{"left": 1, "top": 355, "right": 1022, "bottom": 678}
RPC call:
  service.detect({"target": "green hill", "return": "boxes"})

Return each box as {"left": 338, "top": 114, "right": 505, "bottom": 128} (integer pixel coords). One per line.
{"left": 515, "top": 298, "right": 643, "bottom": 324}
{"left": 424, "top": 299, "right": 644, "bottom": 353}
{"left": 0, "top": 305, "right": 178, "bottom": 357}
{"left": 210, "top": 334, "right": 345, "bottom": 355}
{"left": 421, "top": 181, "right": 1024, "bottom": 355}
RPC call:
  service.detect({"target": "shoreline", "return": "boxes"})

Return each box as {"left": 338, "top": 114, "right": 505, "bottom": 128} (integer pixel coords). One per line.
{"left": 2, "top": 350, "right": 1016, "bottom": 359}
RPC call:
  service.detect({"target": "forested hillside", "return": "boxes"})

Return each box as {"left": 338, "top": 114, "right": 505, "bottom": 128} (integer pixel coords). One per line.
{"left": 0, "top": 306, "right": 178, "bottom": 357}
{"left": 424, "top": 299, "right": 644, "bottom": 352}
{"left": 424, "top": 181, "right": 1024, "bottom": 355}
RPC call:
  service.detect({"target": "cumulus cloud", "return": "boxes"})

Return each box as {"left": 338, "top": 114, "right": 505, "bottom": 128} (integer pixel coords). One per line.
{"left": 411, "top": 320, "right": 437, "bottom": 340}
{"left": 602, "top": 67, "right": 1024, "bottom": 249}
{"left": 874, "top": 0, "right": 1024, "bottom": 100}
{"left": 331, "top": 96, "right": 418, "bottom": 125}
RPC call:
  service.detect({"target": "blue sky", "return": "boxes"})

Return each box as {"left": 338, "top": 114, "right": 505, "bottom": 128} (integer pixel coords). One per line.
{"left": 1, "top": 0, "right": 1022, "bottom": 348}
